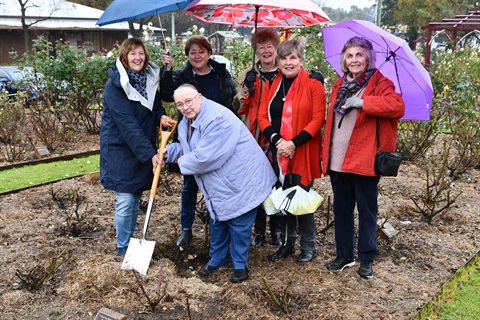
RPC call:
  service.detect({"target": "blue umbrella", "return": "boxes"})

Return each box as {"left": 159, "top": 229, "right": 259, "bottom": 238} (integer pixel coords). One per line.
{"left": 96, "top": 0, "right": 192, "bottom": 26}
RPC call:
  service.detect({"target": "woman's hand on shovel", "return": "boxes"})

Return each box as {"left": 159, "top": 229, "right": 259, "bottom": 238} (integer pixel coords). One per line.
{"left": 151, "top": 153, "right": 162, "bottom": 174}
{"left": 160, "top": 115, "right": 174, "bottom": 127}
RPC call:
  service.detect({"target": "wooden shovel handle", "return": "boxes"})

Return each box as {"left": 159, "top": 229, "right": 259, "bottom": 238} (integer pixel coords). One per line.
{"left": 149, "top": 119, "right": 178, "bottom": 199}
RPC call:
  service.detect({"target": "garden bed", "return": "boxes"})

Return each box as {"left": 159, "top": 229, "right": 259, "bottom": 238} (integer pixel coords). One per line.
{"left": 0, "top": 135, "right": 479, "bottom": 319}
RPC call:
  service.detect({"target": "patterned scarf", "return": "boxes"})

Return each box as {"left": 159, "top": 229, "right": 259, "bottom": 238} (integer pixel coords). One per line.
{"left": 126, "top": 68, "right": 148, "bottom": 100}
{"left": 333, "top": 68, "right": 376, "bottom": 113}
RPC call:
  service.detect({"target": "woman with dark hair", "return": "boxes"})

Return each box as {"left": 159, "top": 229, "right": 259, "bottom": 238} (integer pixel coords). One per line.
{"left": 322, "top": 36, "right": 405, "bottom": 279}
{"left": 100, "top": 38, "right": 171, "bottom": 256}
{"left": 160, "top": 35, "right": 238, "bottom": 248}
{"left": 258, "top": 39, "right": 326, "bottom": 263}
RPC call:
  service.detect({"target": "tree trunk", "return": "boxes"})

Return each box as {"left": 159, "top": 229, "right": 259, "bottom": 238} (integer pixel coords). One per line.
{"left": 20, "top": 0, "right": 31, "bottom": 52}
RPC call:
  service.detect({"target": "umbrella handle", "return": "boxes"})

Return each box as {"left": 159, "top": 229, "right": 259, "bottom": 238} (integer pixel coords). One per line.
{"left": 162, "top": 50, "right": 170, "bottom": 78}
{"left": 251, "top": 5, "right": 259, "bottom": 69}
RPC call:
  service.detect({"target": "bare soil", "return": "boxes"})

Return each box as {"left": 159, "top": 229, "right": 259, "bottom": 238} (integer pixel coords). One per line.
{"left": 1, "top": 135, "right": 479, "bottom": 320}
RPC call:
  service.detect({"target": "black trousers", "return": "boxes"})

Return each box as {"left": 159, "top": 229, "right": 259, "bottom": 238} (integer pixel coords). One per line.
{"left": 329, "top": 170, "right": 380, "bottom": 261}
{"left": 279, "top": 174, "right": 316, "bottom": 251}
{"left": 253, "top": 205, "right": 282, "bottom": 238}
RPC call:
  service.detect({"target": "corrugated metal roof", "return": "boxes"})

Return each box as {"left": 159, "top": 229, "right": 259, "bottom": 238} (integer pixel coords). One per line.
{"left": 0, "top": 0, "right": 162, "bottom": 31}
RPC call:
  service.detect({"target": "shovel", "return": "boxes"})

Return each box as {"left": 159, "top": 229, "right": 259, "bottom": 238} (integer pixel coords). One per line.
{"left": 121, "top": 119, "right": 178, "bottom": 276}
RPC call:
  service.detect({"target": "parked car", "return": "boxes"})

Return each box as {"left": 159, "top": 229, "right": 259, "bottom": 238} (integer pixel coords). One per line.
{"left": 211, "top": 54, "right": 232, "bottom": 73}
{"left": 0, "top": 66, "right": 45, "bottom": 106}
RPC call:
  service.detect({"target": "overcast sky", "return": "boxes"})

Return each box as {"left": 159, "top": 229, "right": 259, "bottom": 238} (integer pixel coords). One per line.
{"left": 321, "top": 0, "right": 376, "bottom": 9}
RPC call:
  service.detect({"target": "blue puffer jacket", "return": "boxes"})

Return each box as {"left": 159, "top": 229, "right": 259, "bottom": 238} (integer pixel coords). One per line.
{"left": 100, "top": 60, "right": 166, "bottom": 194}
{"left": 166, "top": 97, "right": 277, "bottom": 221}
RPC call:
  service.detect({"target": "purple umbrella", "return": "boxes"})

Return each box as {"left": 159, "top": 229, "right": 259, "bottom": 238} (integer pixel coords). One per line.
{"left": 322, "top": 19, "right": 433, "bottom": 121}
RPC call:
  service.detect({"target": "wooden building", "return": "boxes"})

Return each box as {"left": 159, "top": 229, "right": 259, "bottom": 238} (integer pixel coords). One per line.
{"left": 0, "top": 0, "right": 147, "bottom": 64}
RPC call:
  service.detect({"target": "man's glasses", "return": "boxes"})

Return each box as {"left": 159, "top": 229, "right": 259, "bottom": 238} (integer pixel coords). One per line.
{"left": 175, "top": 93, "right": 199, "bottom": 109}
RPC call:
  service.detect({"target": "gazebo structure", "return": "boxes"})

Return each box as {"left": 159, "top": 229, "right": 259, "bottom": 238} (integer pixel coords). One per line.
{"left": 421, "top": 5, "right": 480, "bottom": 69}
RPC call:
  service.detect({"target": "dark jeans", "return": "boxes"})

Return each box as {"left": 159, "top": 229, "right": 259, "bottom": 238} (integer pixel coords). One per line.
{"left": 209, "top": 207, "right": 257, "bottom": 269}
{"left": 329, "top": 170, "right": 380, "bottom": 261}
{"left": 180, "top": 175, "right": 198, "bottom": 230}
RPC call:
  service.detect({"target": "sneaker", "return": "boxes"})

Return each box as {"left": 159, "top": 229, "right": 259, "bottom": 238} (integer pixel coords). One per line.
{"left": 251, "top": 234, "right": 264, "bottom": 247}
{"left": 358, "top": 260, "right": 373, "bottom": 279}
{"left": 327, "top": 257, "right": 355, "bottom": 271}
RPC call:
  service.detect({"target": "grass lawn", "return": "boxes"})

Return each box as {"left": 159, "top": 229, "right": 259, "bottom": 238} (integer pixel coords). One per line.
{"left": 0, "top": 154, "right": 100, "bottom": 194}
{"left": 413, "top": 252, "right": 480, "bottom": 319}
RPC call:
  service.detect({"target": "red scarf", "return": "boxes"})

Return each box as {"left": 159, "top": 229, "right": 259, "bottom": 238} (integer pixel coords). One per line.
{"left": 279, "top": 74, "right": 300, "bottom": 174}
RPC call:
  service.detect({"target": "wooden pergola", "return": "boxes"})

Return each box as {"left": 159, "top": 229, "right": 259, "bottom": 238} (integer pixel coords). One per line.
{"left": 421, "top": 6, "right": 480, "bottom": 69}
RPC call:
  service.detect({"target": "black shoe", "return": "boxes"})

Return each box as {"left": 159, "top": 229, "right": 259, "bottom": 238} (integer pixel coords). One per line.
{"left": 251, "top": 234, "right": 264, "bottom": 247}
{"left": 176, "top": 229, "right": 192, "bottom": 247}
{"left": 199, "top": 264, "right": 218, "bottom": 276}
{"left": 272, "top": 232, "right": 282, "bottom": 245}
{"left": 117, "top": 247, "right": 127, "bottom": 256}
{"left": 358, "top": 260, "right": 374, "bottom": 279}
{"left": 230, "top": 268, "right": 248, "bottom": 283}
{"left": 327, "top": 257, "right": 355, "bottom": 271}
{"left": 296, "top": 250, "right": 316, "bottom": 263}
{"left": 269, "top": 240, "right": 295, "bottom": 261}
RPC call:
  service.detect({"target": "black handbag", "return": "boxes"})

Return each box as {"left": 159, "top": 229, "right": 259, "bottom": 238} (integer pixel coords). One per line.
{"left": 374, "top": 118, "right": 402, "bottom": 176}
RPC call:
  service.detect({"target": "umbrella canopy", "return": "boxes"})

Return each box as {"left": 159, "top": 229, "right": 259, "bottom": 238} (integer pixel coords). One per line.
{"left": 97, "top": 0, "right": 192, "bottom": 26}
{"left": 183, "top": 0, "right": 330, "bottom": 28}
{"left": 263, "top": 186, "right": 324, "bottom": 216}
{"left": 322, "top": 19, "right": 433, "bottom": 121}
{"left": 184, "top": 0, "right": 330, "bottom": 68}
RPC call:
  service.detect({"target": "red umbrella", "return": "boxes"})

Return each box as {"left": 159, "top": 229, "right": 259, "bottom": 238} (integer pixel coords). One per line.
{"left": 183, "top": 0, "right": 330, "bottom": 28}
{"left": 183, "top": 0, "right": 331, "bottom": 66}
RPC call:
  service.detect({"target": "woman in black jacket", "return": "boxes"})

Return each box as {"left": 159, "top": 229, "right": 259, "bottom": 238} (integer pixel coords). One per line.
{"left": 160, "top": 35, "right": 238, "bottom": 247}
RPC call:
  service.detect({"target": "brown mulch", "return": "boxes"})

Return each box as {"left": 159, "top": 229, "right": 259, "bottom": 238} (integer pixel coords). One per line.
{"left": 0, "top": 135, "right": 479, "bottom": 319}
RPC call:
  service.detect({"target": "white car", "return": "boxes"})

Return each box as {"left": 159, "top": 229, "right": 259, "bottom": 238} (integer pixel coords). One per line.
{"left": 211, "top": 54, "right": 231, "bottom": 72}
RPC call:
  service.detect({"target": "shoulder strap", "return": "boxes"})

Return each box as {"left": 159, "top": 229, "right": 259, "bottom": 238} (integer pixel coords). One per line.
{"left": 376, "top": 117, "right": 380, "bottom": 150}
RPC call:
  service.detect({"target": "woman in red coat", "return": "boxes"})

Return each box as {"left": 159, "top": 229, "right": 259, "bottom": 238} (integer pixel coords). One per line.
{"left": 258, "top": 39, "right": 326, "bottom": 263}
{"left": 322, "top": 37, "right": 405, "bottom": 279}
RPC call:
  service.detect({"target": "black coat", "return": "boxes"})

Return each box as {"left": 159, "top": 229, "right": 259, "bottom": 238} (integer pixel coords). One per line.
{"left": 160, "top": 58, "right": 238, "bottom": 112}
{"left": 100, "top": 63, "right": 166, "bottom": 194}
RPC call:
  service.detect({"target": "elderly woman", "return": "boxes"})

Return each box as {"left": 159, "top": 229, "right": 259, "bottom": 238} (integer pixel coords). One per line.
{"left": 165, "top": 84, "right": 276, "bottom": 283}
{"left": 322, "top": 37, "right": 405, "bottom": 279}
{"left": 160, "top": 35, "right": 238, "bottom": 248}
{"left": 233, "top": 28, "right": 283, "bottom": 248}
{"left": 258, "top": 39, "right": 326, "bottom": 263}
{"left": 100, "top": 38, "right": 171, "bottom": 256}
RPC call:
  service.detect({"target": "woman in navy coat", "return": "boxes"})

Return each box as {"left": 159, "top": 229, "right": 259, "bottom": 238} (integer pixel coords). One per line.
{"left": 100, "top": 38, "right": 171, "bottom": 256}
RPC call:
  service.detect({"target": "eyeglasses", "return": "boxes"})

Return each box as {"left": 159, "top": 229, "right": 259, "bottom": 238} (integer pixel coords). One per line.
{"left": 175, "top": 93, "right": 199, "bottom": 109}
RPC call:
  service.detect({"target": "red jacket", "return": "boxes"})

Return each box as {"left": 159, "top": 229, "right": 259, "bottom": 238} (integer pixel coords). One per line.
{"left": 236, "top": 64, "right": 279, "bottom": 146}
{"left": 322, "top": 70, "right": 405, "bottom": 176}
{"left": 258, "top": 67, "right": 326, "bottom": 185}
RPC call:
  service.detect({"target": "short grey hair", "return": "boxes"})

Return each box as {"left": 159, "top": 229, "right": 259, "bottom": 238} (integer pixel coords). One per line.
{"left": 340, "top": 37, "right": 376, "bottom": 73}
{"left": 277, "top": 39, "right": 305, "bottom": 61}
{"left": 173, "top": 83, "right": 198, "bottom": 100}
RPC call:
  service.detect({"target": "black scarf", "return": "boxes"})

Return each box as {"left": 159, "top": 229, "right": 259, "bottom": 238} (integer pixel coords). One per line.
{"left": 333, "top": 68, "right": 376, "bottom": 113}
{"left": 260, "top": 69, "right": 279, "bottom": 83}
{"left": 126, "top": 68, "right": 148, "bottom": 100}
